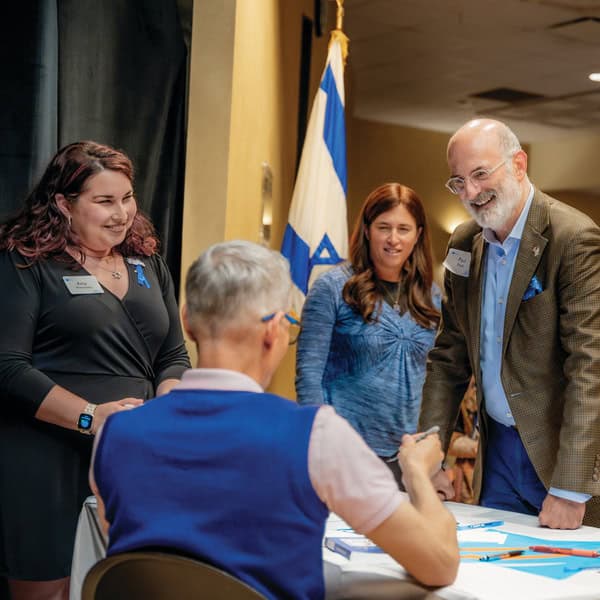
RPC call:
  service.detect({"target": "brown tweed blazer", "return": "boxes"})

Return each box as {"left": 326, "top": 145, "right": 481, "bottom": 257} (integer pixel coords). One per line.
{"left": 419, "top": 189, "right": 600, "bottom": 527}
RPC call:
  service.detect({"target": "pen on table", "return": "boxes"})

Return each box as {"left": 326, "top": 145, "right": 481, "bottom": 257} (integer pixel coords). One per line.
{"left": 480, "top": 550, "right": 524, "bottom": 562}
{"left": 529, "top": 546, "right": 600, "bottom": 558}
{"left": 386, "top": 426, "right": 440, "bottom": 463}
{"left": 456, "top": 520, "right": 504, "bottom": 531}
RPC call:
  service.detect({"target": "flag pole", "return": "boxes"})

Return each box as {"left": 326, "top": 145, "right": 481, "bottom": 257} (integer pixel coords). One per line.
{"left": 336, "top": 0, "right": 344, "bottom": 30}
{"left": 330, "top": 0, "right": 349, "bottom": 65}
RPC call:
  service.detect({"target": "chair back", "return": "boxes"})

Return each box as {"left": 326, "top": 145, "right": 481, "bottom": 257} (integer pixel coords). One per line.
{"left": 81, "top": 551, "right": 267, "bottom": 600}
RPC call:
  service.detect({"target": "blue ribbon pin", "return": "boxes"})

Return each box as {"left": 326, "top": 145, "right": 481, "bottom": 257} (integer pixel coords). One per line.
{"left": 126, "top": 258, "right": 151, "bottom": 288}
{"left": 134, "top": 264, "right": 150, "bottom": 288}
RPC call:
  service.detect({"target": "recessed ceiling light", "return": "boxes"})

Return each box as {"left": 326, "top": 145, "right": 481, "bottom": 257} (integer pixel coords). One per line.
{"left": 589, "top": 73, "right": 600, "bottom": 82}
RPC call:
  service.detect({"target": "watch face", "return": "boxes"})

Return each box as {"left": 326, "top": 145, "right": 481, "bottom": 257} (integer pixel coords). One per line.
{"left": 78, "top": 413, "right": 93, "bottom": 430}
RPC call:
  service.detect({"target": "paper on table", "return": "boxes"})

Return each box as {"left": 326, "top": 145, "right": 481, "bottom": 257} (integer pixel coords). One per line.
{"left": 458, "top": 530, "right": 508, "bottom": 544}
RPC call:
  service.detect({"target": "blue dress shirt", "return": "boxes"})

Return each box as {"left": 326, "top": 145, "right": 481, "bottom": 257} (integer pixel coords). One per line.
{"left": 479, "top": 185, "right": 589, "bottom": 503}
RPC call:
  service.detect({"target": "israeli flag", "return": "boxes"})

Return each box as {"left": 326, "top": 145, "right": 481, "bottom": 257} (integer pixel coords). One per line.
{"left": 281, "top": 37, "right": 348, "bottom": 313}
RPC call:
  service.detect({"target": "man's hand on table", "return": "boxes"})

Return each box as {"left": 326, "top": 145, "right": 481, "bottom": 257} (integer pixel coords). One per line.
{"left": 539, "top": 493, "right": 585, "bottom": 529}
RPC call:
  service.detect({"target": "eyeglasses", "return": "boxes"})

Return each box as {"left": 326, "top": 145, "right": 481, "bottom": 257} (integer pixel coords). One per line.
{"left": 261, "top": 311, "right": 301, "bottom": 345}
{"left": 445, "top": 158, "right": 508, "bottom": 195}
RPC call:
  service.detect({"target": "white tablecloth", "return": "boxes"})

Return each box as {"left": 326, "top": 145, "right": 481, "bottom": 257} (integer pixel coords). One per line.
{"left": 323, "top": 503, "right": 600, "bottom": 600}
{"left": 70, "top": 498, "right": 107, "bottom": 600}
{"left": 70, "top": 498, "right": 600, "bottom": 600}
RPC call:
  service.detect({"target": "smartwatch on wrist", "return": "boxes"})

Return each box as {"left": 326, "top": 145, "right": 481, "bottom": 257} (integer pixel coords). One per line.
{"left": 77, "top": 403, "right": 98, "bottom": 435}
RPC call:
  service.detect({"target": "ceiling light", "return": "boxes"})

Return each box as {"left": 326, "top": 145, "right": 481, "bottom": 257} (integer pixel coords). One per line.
{"left": 589, "top": 73, "right": 600, "bottom": 82}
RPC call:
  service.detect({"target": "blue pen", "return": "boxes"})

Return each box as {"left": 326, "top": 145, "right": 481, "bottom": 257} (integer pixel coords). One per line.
{"left": 457, "top": 520, "right": 504, "bottom": 531}
{"left": 480, "top": 549, "right": 524, "bottom": 562}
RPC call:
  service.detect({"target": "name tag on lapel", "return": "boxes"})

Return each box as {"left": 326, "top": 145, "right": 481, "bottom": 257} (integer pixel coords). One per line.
{"left": 443, "top": 248, "right": 471, "bottom": 277}
{"left": 63, "top": 276, "right": 104, "bottom": 295}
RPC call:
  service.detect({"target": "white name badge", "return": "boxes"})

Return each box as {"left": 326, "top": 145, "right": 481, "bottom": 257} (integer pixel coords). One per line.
{"left": 63, "top": 275, "right": 104, "bottom": 295}
{"left": 443, "top": 248, "right": 471, "bottom": 277}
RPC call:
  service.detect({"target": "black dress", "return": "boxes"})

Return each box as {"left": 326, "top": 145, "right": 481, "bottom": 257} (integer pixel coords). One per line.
{"left": 0, "top": 250, "right": 190, "bottom": 580}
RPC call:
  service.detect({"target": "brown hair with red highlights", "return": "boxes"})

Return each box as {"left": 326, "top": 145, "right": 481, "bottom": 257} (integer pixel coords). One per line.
{"left": 0, "top": 141, "right": 158, "bottom": 262}
{"left": 343, "top": 182, "right": 440, "bottom": 328}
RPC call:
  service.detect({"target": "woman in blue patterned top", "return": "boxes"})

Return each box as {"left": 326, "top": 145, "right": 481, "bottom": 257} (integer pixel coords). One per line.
{"left": 296, "top": 182, "right": 441, "bottom": 486}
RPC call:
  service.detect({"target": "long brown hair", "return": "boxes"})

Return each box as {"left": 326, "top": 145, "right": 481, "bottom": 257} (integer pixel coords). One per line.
{"left": 343, "top": 182, "right": 440, "bottom": 328}
{"left": 0, "top": 141, "right": 158, "bottom": 262}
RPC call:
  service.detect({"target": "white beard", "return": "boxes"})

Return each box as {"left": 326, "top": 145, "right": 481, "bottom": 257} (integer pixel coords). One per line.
{"left": 462, "top": 174, "right": 522, "bottom": 233}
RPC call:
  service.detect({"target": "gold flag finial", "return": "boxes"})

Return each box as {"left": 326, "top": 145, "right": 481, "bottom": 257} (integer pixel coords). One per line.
{"left": 329, "top": 0, "right": 349, "bottom": 65}
{"left": 335, "top": 0, "right": 344, "bottom": 30}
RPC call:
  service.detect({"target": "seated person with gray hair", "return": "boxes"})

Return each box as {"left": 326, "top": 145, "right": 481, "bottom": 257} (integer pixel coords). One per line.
{"left": 90, "top": 240, "right": 458, "bottom": 599}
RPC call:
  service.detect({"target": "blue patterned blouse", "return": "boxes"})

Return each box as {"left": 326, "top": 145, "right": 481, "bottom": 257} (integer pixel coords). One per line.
{"left": 296, "top": 264, "right": 441, "bottom": 457}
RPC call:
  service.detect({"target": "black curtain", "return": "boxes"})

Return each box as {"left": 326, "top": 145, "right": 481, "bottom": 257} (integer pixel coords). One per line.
{"left": 0, "top": 0, "right": 189, "bottom": 290}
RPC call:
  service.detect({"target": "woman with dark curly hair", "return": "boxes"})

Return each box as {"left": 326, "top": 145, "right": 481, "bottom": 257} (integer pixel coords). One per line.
{"left": 0, "top": 141, "right": 190, "bottom": 600}
{"left": 296, "top": 182, "right": 441, "bottom": 487}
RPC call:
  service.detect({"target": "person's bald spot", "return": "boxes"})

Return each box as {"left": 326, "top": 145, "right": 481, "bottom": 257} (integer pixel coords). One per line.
{"left": 447, "top": 119, "right": 504, "bottom": 164}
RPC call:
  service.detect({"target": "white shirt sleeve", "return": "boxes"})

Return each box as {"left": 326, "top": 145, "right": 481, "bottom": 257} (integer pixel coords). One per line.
{"left": 308, "top": 405, "right": 404, "bottom": 534}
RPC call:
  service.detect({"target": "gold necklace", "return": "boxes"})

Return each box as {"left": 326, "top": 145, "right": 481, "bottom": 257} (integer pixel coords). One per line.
{"left": 381, "top": 281, "right": 403, "bottom": 313}
{"left": 87, "top": 254, "right": 123, "bottom": 279}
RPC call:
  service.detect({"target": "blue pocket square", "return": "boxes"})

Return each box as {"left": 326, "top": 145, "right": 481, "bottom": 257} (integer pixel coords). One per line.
{"left": 522, "top": 275, "right": 543, "bottom": 301}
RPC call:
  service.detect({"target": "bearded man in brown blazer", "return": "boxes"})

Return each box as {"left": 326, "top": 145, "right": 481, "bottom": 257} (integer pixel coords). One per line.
{"left": 419, "top": 118, "right": 600, "bottom": 529}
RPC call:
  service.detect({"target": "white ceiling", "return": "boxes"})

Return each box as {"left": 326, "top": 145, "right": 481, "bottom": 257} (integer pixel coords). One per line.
{"left": 343, "top": 0, "right": 600, "bottom": 142}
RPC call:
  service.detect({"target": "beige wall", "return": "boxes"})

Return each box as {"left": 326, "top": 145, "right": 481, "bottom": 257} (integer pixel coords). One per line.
{"left": 181, "top": 0, "right": 236, "bottom": 272}
{"left": 544, "top": 189, "right": 600, "bottom": 224}
{"left": 181, "top": 0, "right": 329, "bottom": 396}
{"left": 529, "top": 133, "right": 600, "bottom": 194}
{"left": 226, "top": 0, "right": 329, "bottom": 397}
{"left": 180, "top": 0, "right": 237, "bottom": 365}
{"left": 528, "top": 133, "right": 600, "bottom": 225}
{"left": 225, "top": 1, "right": 329, "bottom": 246}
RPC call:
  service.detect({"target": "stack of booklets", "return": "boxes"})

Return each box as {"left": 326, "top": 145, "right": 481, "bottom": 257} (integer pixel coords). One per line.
{"left": 324, "top": 536, "right": 385, "bottom": 560}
